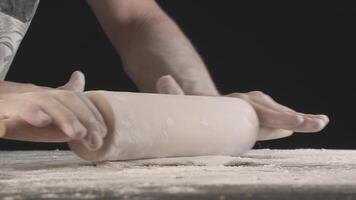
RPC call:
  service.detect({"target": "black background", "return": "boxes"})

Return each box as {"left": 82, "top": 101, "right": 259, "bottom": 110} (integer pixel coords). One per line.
{"left": 1, "top": 1, "right": 355, "bottom": 150}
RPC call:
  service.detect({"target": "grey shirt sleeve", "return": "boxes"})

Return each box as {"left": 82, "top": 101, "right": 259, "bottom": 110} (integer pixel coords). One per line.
{"left": 0, "top": 0, "right": 39, "bottom": 80}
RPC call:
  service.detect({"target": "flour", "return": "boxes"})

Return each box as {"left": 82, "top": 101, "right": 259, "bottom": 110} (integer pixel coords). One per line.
{"left": 2, "top": 149, "right": 356, "bottom": 199}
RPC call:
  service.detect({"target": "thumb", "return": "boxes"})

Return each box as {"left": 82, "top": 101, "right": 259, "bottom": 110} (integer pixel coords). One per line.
{"left": 156, "top": 75, "right": 185, "bottom": 95}
{"left": 58, "top": 71, "right": 86, "bottom": 92}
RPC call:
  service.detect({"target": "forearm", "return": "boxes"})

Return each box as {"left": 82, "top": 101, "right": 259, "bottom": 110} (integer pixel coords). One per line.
{"left": 87, "top": 0, "right": 219, "bottom": 96}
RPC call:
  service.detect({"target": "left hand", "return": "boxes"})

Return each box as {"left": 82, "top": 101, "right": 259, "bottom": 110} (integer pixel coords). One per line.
{"left": 0, "top": 71, "right": 85, "bottom": 96}
{"left": 155, "top": 75, "right": 329, "bottom": 141}
{"left": 0, "top": 71, "right": 107, "bottom": 151}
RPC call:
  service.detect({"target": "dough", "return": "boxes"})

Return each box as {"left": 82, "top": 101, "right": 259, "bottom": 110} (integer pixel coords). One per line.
{"left": 68, "top": 91, "right": 259, "bottom": 161}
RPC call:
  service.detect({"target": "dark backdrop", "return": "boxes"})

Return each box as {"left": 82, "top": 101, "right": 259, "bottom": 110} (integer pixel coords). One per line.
{"left": 1, "top": 1, "right": 355, "bottom": 150}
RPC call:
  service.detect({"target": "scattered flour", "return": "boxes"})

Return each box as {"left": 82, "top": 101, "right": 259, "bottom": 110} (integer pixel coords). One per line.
{"left": 1, "top": 149, "right": 356, "bottom": 198}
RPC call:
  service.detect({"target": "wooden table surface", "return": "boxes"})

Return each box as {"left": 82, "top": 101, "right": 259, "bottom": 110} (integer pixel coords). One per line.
{"left": 1, "top": 149, "right": 356, "bottom": 199}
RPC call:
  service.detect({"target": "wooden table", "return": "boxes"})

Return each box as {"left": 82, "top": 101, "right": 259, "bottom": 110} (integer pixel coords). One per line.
{"left": 1, "top": 149, "right": 356, "bottom": 199}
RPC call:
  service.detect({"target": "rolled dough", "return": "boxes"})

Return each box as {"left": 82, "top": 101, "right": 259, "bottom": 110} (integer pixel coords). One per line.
{"left": 68, "top": 91, "right": 259, "bottom": 161}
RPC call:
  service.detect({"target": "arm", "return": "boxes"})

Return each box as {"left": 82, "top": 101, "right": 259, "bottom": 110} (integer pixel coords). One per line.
{"left": 87, "top": 0, "right": 219, "bottom": 96}
{"left": 87, "top": 0, "right": 329, "bottom": 140}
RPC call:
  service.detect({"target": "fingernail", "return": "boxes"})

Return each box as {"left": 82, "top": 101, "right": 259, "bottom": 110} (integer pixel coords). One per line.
{"left": 94, "top": 124, "right": 106, "bottom": 138}
{"left": 318, "top": 115, "right": 330, "bottom": 123}
{"left": 94, "top": 124, "right": 102, "bottom": 136}
{"left": 88, "top": 134, "right": 103, "bottom": 151}
{"left": 313, "top": 120, "right": 326, "bottom": 131}
{"left": 81, "top": 136, "right": 95, "bottom": 151}
{"left": 82, "top": 135, "right": 96, "bottom": 151}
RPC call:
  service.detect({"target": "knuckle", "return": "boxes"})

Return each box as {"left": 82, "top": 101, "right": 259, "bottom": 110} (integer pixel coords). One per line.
{"left": 84, "top": 117, "right": 98, "bottom": 126}
{"left": 64, "top": 91, "right": 77, "bottom": 98}
{"left": 28, "top": 91, "right": 52, "bottom": 102}
{"left": 48, "top": 90, "right": 70, "bottom": 96}
{"left": 67, "top": 129, "right": 83, "bottom": 139}
{"left": 250, "top": 91, "right": 272, "bottom": 100}
{"left": 229, "top": 92, "right": 244, "bottom": 98}
{"left": 24, "top": 83, "right": 37, "bottom": 89}
{"left": 70, "top": 126, "right": 86, "bottom": 138}
{"left": 62, "top": 91, "right": 80, "bottom": 101}
{"left": 18, "top": 104, "right": 44, "bottom": 122}
{"left": 44, "top": 90, "right": 78, "bottom": 102}
{"left": 62, "top": 111, "right": 77, "bottom": 123}
{"left": 22, "top": 102, "right": 41, "bottom": 113}
{"left": 249, "top": 91, "right": 265, "bottom": 96}
{"left": 264, "top": 94, "right": 272, "bottom": 100}
{"left": 49, "top": 90, "right": 64, "bottom": 96}
{"left": 39, "top": 94, "right": 57, "bottom": 105}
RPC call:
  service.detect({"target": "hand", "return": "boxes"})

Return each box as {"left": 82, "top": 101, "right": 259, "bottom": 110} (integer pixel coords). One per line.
{"left": 0, "top": 71, "right": 107, "bottom": 150}
{"left": 227, "top": 91, "right": 329, "bottom": 140}
{"left": 155, "top": 75, "right": 329, "bottom": 141}
{"left": 0, "top": 71, "right": 85, "bottom": 95}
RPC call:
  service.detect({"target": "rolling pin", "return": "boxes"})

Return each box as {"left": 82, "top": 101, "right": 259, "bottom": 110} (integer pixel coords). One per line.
{"left": 0, "top": 91, "right": 259, "bottom": 161}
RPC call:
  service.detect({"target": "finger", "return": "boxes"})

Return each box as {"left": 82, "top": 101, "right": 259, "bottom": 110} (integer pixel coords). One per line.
{"left": 229, "top": 92, "right": 328, "bottom": 131}
{"left": 302, "top": 114, "right": 329, "bottom": 123}
{"left": 254, "top": 97, "right": 330, "bottom": 132}
{"left": 257, "top": 127, "right": 294, "bottom": 141}
{"left": 292, "top": 114, "right": 329, "bottom": 133}
{"left": 58, "top": 71, "right": 86, "bottom": 92}
{"left": 40, "top": 98, "right": 88, "bottom": 140}
{"left": 247, "top": 92, "right": 329, "bottom": 127}
{"left": 258, "top": 114, "right": 329, "bottom": 140}
{"left": 251, "top": 102, "right": 304, "bottom": 129}
{"left": 81, "top": 131, "right": 104, "bottom": 151}
{"left": 156, "top": 75, "right": 185, "bottom": 95}
{"left": 54, "top": 92, "right": 105, "bottom": 149}
{"left": 76, "top": 94, "right": 107, "bottom": 137}
{"left": 247, "top": 91, "right": 296, "bottom": 112}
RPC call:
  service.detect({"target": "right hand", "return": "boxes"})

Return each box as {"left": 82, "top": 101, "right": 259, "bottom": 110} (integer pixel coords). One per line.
{"left": 0, "top": 71, "right": 107, "bottom": 151}
{"left": 155, "top": 75, "right": 329, "bottom": 141}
